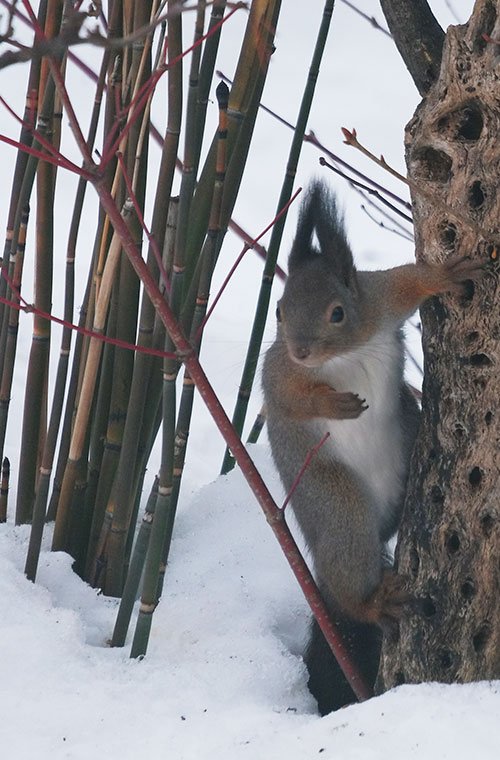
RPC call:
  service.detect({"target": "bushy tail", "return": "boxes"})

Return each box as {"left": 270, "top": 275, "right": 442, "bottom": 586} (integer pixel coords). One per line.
{"left": 306, "top": 614, "right": 381, "bottom": 714}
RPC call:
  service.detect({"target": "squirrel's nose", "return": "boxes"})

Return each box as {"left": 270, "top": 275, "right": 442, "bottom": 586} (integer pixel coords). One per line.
{"left": 293, "top": 345, "right": 311, "bottom": 361}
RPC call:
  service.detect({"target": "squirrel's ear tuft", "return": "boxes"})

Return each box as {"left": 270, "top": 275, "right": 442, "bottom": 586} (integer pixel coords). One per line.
{"left": 288, "top": 184, "right": 317, "bottom": 272}
{"left": 288, "top": 180, "right": 356, "bottom": 287}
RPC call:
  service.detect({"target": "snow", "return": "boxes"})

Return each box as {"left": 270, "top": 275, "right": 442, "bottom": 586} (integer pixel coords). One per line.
{"left": 1, "top": 449, "right": 499, "bottom": 758}
{"left": 1, "top": 1, "right": 499, "bottom": 758}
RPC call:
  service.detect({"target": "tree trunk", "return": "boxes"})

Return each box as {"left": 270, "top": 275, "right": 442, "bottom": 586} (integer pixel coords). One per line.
{"left": 379, "top": 0, "right": 500, "bottom": 689}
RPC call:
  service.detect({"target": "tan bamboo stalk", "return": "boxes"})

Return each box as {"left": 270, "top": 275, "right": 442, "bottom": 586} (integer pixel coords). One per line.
{"left": 46, "top": 272, "right": 92, "bottom": 521}
{"left": 51, "top": 202, "right": 133, "bottom": 551}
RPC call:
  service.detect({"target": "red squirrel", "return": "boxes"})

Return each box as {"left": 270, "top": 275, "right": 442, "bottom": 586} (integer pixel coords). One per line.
{"left": 262, "top": 181, "right": 484, "bottom": 713}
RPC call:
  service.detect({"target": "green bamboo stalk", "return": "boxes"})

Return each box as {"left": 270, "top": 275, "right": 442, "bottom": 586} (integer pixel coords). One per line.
{"left": 0, "top": 0, "right": 46, "bottom": 363}
{"left": 181, "top": 0, "right": 281, "bottom": 331}
{"left": 0, "top": 457, "right": 9, "bottom": 523}
{"left": 156, "top": 81, "right": 229, "bottom": 578}
{"left": 15, "top": 0, "right": 66, "bottom": 523}
{"left": 99, "top": 201, "right": 178, "bottom": 592}
{"left": 191, "top": 0, "right": 225, "bottom": 179}
{"left": 46, "top": 0, "right": 124, "bottom": 525}
{"left": 130, "top": 368, "right": 176, "bottom": 658}
{"left": 0, "top": 205, "right": 30, "bottom": 466}
{"left": 246, "top": 405, "right": 266, "bottom": 445}
{"left": 111, "top": 476, "right": 159, "bottom": 647}
{"left": 24, "top": 48, "right": 110, "bottom": 581}
{"left": 221, "top": 0, "right": 336, "bottom": 473}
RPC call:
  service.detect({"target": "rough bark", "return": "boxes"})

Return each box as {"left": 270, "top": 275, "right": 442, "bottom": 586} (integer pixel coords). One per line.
{"left": 379, "top": 0, "right": 445, "bottom": 95}
{"left": 379, "top": 0, "right": 500, "bottom": 689}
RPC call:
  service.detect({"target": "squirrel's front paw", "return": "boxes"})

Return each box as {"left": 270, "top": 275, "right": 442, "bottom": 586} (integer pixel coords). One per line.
{"left": 313, "top": 385, "right": 368, "bottom": 420}
{"left": 440, "top": 255, "right": 486, "bottom": 294}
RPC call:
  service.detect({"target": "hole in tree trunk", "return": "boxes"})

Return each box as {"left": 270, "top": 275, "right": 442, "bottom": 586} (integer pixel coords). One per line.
{"left": 437, "top": 649, "right": 455, "bottom": 670}
{"left": 411, "top": 147, "right": 452, "bottom": 183}
{"left": 439, "top": 221, "right": 458, "bottom": 251}
{"left": 473, "top": 623, "right": 491, "bottom": 653}
{"left": 468, "top": 353, "right": 492, "bottom": 367}
{"left": 460, "top": 578, "right": 476, "bottom": 600}
{"left": 468, "top": 180, "right": 486, "bottom": 209}
{"left": 409, "top": 546, "right": 420, "bottom": 577}
{"left": 480, "top": 512, "right": 495, "bottom": 537}
{"left": 484, "top": 411, "right": 493, "bottom": 425}
{"left": 469, "top": 467, "right": 483, "bottom": 486}
{"left": 437, "top": 102, "right": 483, "bottom": 141}
{"left": 422, "top": 596, "right": 437, "bottom": 617}
{"left": 445, "top": 531, "right": 460, "bottom": 555}
{"left": 461, "top": 279, "right": 475, "bottom": 302}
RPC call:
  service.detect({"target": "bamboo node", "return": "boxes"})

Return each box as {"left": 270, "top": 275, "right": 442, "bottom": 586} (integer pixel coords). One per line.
{"left": 139, "top": 602, "right": 157, "bottom": 615}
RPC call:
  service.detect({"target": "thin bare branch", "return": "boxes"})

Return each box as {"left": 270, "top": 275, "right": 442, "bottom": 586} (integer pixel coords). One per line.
{"left": 339, "top": 0, "right": 391, "bottom": 38}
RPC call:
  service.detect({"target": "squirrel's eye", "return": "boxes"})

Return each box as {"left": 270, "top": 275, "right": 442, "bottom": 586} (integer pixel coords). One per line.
{"left": 330, "top": 306, "right": 344, "bottom": 324}
{"left": 276, "top": 305, "right": 282, "bottom": 322}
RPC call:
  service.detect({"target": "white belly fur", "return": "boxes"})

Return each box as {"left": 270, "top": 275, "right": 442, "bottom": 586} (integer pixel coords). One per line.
{"left": 312, "top": 331, "right": 407, "bottom": 528}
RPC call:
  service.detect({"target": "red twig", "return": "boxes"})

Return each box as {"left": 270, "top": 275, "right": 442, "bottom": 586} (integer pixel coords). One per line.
{"left": 281, "top": 432, "right": 330, "bottom": 512}
{"left": 0, "top": 132, "right": 94, "bottom": 178}
{"left": 99, "top": 3, "right": 245, "bottom": 168}
{"left": 228, "top": 219, "right": 286, "bottom": 281}
{"left": 93, "top": 178, "right": 372, "bottom": 704}
{"left": 195, "top": 187, "right": 302, "bottom": 341}
{"left": 0, "top": 269, "right": 176, "bottom": 360}
{"left": 0, "top": 95, "right": 91, "bottom": 176}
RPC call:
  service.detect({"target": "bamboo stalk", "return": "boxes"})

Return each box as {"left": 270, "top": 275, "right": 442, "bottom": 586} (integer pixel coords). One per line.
{"left": 15, "top": 0, "right": 66, "bottom": 523}
{"left": 94, "top": 0, "right": 182, "bottom": 596}
{"left": 52, "top": 202, "right": 133, "bottom": 551}
{"left": 111, "top": 476, "right": 159, "bottom": 647}
{"left": 0, "top": 457, "right": 9, "bottom": 523}
{"left": 158, "top": 80, "right": 229, "bottom": 575}
{"left": 0, "top": 205, "right": 30, "bottom": 466}
{"left": 221, "top": 0, "right": 336, "bottom": 473}
{"left": 24, "top": 47, "right": 110, "bottom": 581}
{"left": 181, "top": 0, "right": 280, "bottom": 330}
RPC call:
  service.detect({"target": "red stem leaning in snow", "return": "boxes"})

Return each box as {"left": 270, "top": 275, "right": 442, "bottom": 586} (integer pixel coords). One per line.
{"left": 280, "top": 433, "right": 331, "bottom": 513}
{"left": 1, "top": 6, "right": 373, "bottom": 703}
